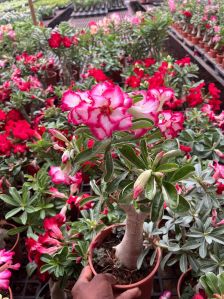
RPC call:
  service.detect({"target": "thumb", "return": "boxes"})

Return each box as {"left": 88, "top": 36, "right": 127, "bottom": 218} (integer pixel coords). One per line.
{"left": 116, "top": 288, "right": 141, "bottom": 299}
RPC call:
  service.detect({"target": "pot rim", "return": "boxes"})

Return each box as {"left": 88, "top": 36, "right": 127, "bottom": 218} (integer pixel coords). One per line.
{"left": 177, "top": 268, "right": 192, "bottom": 298}
{"left": 0, "top": 220, "right": 20, "bottom": 252}
{"left": 88, "top": 223, "right": 162, "bottom": 289}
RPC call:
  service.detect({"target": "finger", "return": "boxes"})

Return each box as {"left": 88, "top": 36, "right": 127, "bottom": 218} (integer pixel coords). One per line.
{"left": 91, "top": 273, "right": 117, "bottom": 285}
{"left": 116, "top": 288, "right": 141, "bottom": 299}
{"left": 77, "top": 266, "right": 93, "bottom": 283}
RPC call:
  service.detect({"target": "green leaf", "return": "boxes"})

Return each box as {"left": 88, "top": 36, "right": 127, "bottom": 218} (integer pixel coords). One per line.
{"left": 180, "top": 254, "right": 188, "bottom": 273}
{"left": 156, "top": 163, "right": 179, "bottom": 173}
{"left": 104, "top": 150, "right": 114, "bottom": 182}
{"left": 40, "top": 264, "right": 55, "bottom": 274}
{"left": 5, "top": 207, "right": 23, "bottom": 219}
{"left": 150, "top": 192, "right": 164, "bottom": 222}
{"left": 118, "top": 145, "right": 146, "bottom": 169}
{"left": 172, "top": 195, "right": 190, "bottom": 214}
{"left": 204, "top": 272, "right": 219, "bottom": 294}
{"left": 162, "top": 181, "right": 179, "bottom": 210}
{"left": 0, "top": 195, "right": 18, "bottom": 206}
{"left": 169, "top": 165, "right": 195, "bottom": 182}
{"left": 106, "top": 172, "right": 128, "bottom": 193}
{"left": 137, "top": 248, "right": 150, "bottom": 270}
{"left": 218, "top": 273, "right": 224, "bottom": 294}
{"left": 145, "top": 177, "right": 156, "bottom": 201}
{"left": 21, "top": 211, "right": 28, "bottom": 225}
{"left": 119, "top": 182, "right": 134, "bottom": 204}
{"left": 26, "top": 262, "right": 37, "bottom": 277}
{"left": 131, "top": 118, "right": 153, "bottom": 130}
{"left": 74, "top": 139, "right": 111, "bottom": 164}
{"left": 200, "top": 275, "right": 214, "bottom": 297}
{"left": 8, "top": 226, "right": 27, "bottom": 235}
{"left": 9, "top": 187, "right": 21, "bottom": 204}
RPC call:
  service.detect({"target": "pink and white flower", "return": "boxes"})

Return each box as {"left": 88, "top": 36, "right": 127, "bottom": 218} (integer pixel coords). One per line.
{"left": 157, "top": 111, "right": 184, "bottom": 138}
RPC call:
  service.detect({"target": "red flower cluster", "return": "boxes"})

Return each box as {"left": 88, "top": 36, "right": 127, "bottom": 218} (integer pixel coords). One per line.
{"left": 48, "top": 32, "right": 78, "bottom": 49}
{"left": 0, "top": 109, "right": 37, "bottom": 156}
{"left": 67, "top": 194, "right": 94, "bottom": 210}
{"left": 182, "top": 11, "right": 192, "bottom": 18}
{"left": 175, "top": 57, "right": 191, "bottom": 66}
{"left": 26, "top": 212, "right": 66, "bottom": 280}
{"left": 208, "top": 83, "right": 221, "bottom": 111}
{"left": 87, "top": 68, "right": 109, "bottom": 82}
{"left": 186, "top": 82, "right": 205, "bottom": 107}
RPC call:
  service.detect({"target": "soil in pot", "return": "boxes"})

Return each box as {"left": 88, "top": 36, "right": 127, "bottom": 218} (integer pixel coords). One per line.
{"left": 92, "top": 227, "right": 155, "bottom": 285}
{"left": 0, "top": 288, "right": 11, "bottom": 299}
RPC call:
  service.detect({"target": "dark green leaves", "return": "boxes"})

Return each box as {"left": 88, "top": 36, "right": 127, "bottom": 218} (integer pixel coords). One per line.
{"left": 118, "top": 145, "right": 146, "bottom": 169}
{"left": 169, "top": 165, "right": 195, "bottom": 182}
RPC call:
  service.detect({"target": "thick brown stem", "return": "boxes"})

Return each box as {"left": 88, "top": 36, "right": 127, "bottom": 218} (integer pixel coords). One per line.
{"left": 115, "top": 205, "right": 147, "bottom": 270}
{"left": 49, "top": 278, "right": 66, "bottom": 299}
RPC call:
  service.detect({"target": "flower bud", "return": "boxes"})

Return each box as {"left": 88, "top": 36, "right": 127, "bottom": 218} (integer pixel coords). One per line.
{"left": 133, "top": 170, "right": 152, "bottom": 199}
{"left": 49, "top": 129, "right": 69, "bottom": 143}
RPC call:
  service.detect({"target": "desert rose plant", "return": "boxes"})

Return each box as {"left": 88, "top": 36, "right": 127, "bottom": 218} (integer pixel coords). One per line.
{"left": 49, "top": 81, "right": 195, "bottom": 279}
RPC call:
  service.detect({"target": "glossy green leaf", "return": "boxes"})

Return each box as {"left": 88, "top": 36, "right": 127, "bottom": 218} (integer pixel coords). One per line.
{"left": 131, "top": 118, "right": 153, "bottom": 130}
{"left": 162, "top": 181, "right": 179, "bottom": 210}
{"left": 169, "top": 165, "right": 195, "bottom": 182}
{"left": 118, "top": 145, "right": 146, "bottom": 169}
{"left": 104, "top": 150, "right": 114, "bottom": 182}
{"left": 156, "top": 163, "right": 179, "bottom": 173}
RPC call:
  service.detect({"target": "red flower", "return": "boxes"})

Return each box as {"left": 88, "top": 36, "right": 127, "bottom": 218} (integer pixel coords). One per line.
{"left": 0, "top": 134, "right": 12, "bottom": 155}
{"left": 43, "top": 213, "right": 66, "bottom": 240}
{"left": 144, "top": 58, "right": 156, "bottom": 68}
{"left": 182, "top": 11, "right": 192, "bottom": 18}
{"left": 180, "top": 144, "right": 192, "bottom": 153}
{"left": 62, "top": 36, "right": 72, "bottom": 48}
{"left": 48, "top": 32, "right": 62, "bottom": 48}
{"left": 88, "top": 68, "right": 108, "bottom": 82}
{"left": 175, "top": 57, "right": 191, "bottom": 66}
{"left": 0, "top": 110, "right": 6, "bottom": 122}
{"left": 133, "top": 67, "right": 144, "bottom": 78}
{"left": 13, "top": 144, "right": 27, "bottom": 154}
{"left": 208, "top": 83, "right": 221, "bottom": 99}
{"left": 216, "top": 182, "right": 224, "bottom": 194}
{"left": 186, "top": 83, "right": 205, "bottom": 107}
{"left": 11, "top": 120, "right": 35, "bottom": 140}
{"left": 6, "top": 109, "right": 22, "bottom": 121}
{"left": 126, "top": 75, "right": 141, "bottom": 88}
{"left": 67, "top": 194, "right": 94, "bottom": 210}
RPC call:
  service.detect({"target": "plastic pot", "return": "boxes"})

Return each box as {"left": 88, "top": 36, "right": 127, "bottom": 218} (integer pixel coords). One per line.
{"left": 177, "top": 268, "right": 192, "bottom": 298}
{"left": 43, "top": 70, "right": 59, "bottom": 87}
{"left": 88, "top": 224, "right": 162, "bottom": 299}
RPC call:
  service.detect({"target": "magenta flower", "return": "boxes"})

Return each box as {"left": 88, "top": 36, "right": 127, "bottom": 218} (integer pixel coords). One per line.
{"left": 0, "top": 270, "right": 11, "bottom": 289}
{"left": 157, "top": 111, "right": 184, "bottom": 138}
{"left": 49, "top": 166, "right": 71, "bottom": 185}
{"left": 62, "top": 83, "right": 133, "bottom": 140}
{"left": 211, "top": 161, "right": 224, "bottom": 181}
{"left": 148, "top": 87, "right": 174, "bottom": 110}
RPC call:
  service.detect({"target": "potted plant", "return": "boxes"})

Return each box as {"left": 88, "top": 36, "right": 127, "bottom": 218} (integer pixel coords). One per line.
{"left": 55, "top": 81, "right": 195, "bottom": 299}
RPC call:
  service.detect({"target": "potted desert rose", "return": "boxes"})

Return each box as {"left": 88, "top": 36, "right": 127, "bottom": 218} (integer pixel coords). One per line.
{"left": 52, "top": 81, "right": 195, "bottom": 299}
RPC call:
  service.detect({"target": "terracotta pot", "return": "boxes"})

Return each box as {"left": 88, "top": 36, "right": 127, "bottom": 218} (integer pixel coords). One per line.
{"left": 191, "top": 36, "right": 198, "bottom": 44}
{"left": 208, "top": 49, "right": 217, "bottom": 58}
{"left": 204, "top": 44, "right": 210, "bottom": 52}
{"left": 187, "top": 33, "right": 192, "bottom": 42}
{"left": 199, "top": 41, "right": 204, "bottom": 48}
{"left": 216, "top": 54, "right": 223, "bottom": 64}
{"left": 222, "top": 58, "right": 224, "bottom": 68}
{"left": 0, "top": 220, "right": 19, "bottom": 252}
{"left": 177, "top": 268, "right": 192, "bottom": 298}
{"left": 88, "top": 224, "right": 162, "bottom": 299}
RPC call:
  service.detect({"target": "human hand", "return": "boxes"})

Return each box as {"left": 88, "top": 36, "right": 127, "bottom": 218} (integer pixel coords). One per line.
{"left": 72, "top": 266, "right": 141, "bottom": 299}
